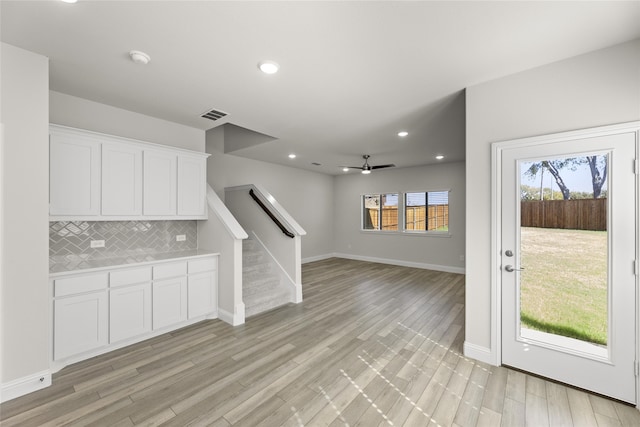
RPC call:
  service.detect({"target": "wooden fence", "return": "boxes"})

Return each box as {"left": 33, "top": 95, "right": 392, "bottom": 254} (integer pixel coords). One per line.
{"left": 366, "top": 205, "right": 449, "bottom": 231}
{"left": 521, "top": 199, "right": 607, "bottom": 231}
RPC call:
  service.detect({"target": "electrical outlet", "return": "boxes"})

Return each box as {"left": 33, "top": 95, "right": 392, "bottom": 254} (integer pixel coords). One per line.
{"left": 459, "top": 255, "right": 465, "bottom": 262}
{"left": 90, "top": 240, "right": 105, "bottom": 248}
{"left": 176, "top": 234, "right": 186, "bottom": 242}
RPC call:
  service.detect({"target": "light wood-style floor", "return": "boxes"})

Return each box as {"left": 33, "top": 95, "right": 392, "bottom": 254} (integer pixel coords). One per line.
{"left": 2, "top": 258, "right": 639, "bottom": 426}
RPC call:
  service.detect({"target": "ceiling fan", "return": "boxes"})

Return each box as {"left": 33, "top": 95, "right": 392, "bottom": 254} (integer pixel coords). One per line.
{"left": 343, "top": 155, "right": 395, "bottom": 174}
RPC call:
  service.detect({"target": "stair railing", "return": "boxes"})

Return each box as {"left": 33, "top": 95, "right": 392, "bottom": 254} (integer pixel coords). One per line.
{"left": 225, "top": 184, "right": 306, "bottom": 304}
{"left": 249, "top": 189, "right": 294, "bottom": 238}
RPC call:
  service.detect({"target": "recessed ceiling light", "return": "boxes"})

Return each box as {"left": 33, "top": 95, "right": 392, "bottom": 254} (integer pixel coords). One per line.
{"left": 397, "top": 131, "right": 409, "bottom": 137}
{"left": 258, "top": 60, "right": 279, "bottom": 74}
{"left": 288, "top": 153, "right": 296, "bottom": 159}
{"left": 435, "top": 155, "right": 445, "bottom": 160}
{"left": 361, "top": 169, "right": 371, "bottom": 175}
{"left": 61, "top": 0, "right": 78, "bottom": 3}
{"left": 129, "top": 50, "right": 150, "bottom": 65}
{"left": 342, "top": 167, "right": 349, "bottom": 172}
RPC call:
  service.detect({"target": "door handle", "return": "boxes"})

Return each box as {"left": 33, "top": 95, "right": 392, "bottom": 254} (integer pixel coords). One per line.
{"left": 504, "top": 265, "right": 525, "bottom": 272}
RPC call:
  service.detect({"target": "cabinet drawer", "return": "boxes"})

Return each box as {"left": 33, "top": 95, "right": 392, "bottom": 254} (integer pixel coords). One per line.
{"left": 110, "top": 267, "right": 152, "bottom": 288}
{"left": 55, "top": 273, "right": 108, "bottom": 297}
{"left": 153, "top": 262, "right": 187, "bottom": 280}
{"left": 188, "top": 257, "right": 217, "bottom": 274}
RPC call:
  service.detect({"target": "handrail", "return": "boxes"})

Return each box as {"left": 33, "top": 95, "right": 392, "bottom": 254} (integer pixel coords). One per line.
{"left": 249, "top": 189, "right": 295, "bottom": 238}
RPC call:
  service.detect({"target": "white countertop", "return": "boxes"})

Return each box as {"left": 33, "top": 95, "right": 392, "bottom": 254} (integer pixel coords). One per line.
{"left": 50, "top": 249, "right": 219, "bottom": 277}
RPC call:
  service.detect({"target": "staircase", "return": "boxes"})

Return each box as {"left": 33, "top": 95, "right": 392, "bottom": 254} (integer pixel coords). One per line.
{"left": 243, "top": 238, "right": 292, "bottom": 318}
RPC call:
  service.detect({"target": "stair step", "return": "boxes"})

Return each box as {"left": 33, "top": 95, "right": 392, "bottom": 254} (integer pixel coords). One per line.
{"left": 242, "top": 239, "right": 260, "bottom": 250}
{"left": 243, "top": 262, "right": 272, "bottom": 275}
{"left": 241, "top": 237, "right": 292, "bottom": 318}
{"left": 243, "top": 251, "right": 266, "bottom": 266}
{"left": 243, "top": 275, "right": 281, "bottom": 296}
{"left": 244, "top": 289, "right": 291, "bottom": 318}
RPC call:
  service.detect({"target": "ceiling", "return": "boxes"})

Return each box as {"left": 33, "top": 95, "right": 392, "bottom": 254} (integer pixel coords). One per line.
{"left": 2, "top": 1, "right": 639, "bottom": 175}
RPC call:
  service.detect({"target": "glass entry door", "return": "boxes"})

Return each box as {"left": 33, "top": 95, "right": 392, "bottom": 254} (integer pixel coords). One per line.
{"left": 500, "top": 130, "right": 637, "bottom": 404}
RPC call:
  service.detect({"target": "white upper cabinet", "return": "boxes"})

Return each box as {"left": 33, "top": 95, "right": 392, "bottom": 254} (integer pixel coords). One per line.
{"left": 49, "top": 125, "right": 209, "bottom": 220}
{"left": 143, "top": 150, "right": 177, "bottom": 216}
{"left": 50, "top": 130, "right": 101, "bottom": 216}
{"left": 102, "top": 143, "right": 143, "bottom": 216}
{"left": 178, "top": 155, "right": 207, "bottom": 217}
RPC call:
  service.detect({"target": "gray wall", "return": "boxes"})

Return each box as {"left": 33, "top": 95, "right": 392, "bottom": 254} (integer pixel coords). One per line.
{"left": 465, "top": 39, "right": 640, "bottom": 357}
{"left": 333, "top": 162, "right": 465, "bottom": 272}
{"left": 0, "top": 43, "right": 50, "bottom": 384}
{"left": 206, "top": 127, "right": 335, "bottom": 261}
{"left": 50, "top": 91, "right": 205, "bottom": 152}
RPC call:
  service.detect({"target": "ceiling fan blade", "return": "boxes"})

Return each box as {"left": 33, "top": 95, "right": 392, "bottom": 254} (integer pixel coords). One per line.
{"left": 341, "top": 166, "right": 365, "bottom": 169}
{"left": 370, "top": 164, "right": 396, "bottom": 169}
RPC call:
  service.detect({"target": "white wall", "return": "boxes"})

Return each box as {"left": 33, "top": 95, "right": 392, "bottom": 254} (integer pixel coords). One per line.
{"left": 333, "top": 162, "right": 466, "bottom": 273}
{"left": 206, "top": 127, "right": 334, "bottom": 261}
{"left": 465, "top": 39, "right": 640, "bottom": 360}
{"left": 50, "top": 91, "right": 204, "bottom": 152}
{"left": 0, "top": 43, "right": 50, "bottom": 392}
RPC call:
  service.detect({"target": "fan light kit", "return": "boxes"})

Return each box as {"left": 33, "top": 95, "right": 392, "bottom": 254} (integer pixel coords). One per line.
{"left": 129, "top": 50, "right": 151, "bottom": 65}
{"left": 258, "top": 60, "right": 279, "bottom": 74}
{"left": 341, "top": 155, "right": 395, "bottom": 175}
{"left": 288, "top": 154, "right": 296, "bottom": 159}
{"left": 397, "top": 131, "right": 409, "bottom": 137}
{"left": 435, "top": 155, "right": 445, "bottom": 160}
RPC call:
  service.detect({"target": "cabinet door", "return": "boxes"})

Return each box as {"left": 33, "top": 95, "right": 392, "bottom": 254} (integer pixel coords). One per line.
{"left": 188, "top": 271, "right": 217, "bottom": 318}
{"left": 102, "top": 143, "right": 143, "bottom": 216}
{"left": 50, "top": 132, "right": 101, "bottom": 216}
{"left": 110, "top": 283, "right": 152, "bottom": 343}
{"left": 178, "top": 155, "right": 207, "bottom": 217}
{"left": 152, "top": 277, "right": 187, "bottom": 329}
{"left": 54, "top": 291, "right": 108, "bottom": 360}
{"left": 143, "top": 150, "right": 177, "bottom": 215}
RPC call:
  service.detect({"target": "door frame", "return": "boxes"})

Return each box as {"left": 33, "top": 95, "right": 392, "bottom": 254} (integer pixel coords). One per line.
{"left": 490, "top": 121, "right": 640, "bottom": 405}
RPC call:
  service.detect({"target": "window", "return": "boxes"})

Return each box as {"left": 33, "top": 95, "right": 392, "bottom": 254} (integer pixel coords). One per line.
{"left": 362, "top": 193, "right": 398, "bottom": 231}
{"left": 362, "top": 190, "right": 449, "bottom": 233}
{"left": 405, "top": 191, "right": 449, "bottom": 231}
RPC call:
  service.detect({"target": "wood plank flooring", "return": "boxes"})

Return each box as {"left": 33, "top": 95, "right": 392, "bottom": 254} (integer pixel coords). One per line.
{"left": 2, "top": 258, "right": 639, "bottom": 426}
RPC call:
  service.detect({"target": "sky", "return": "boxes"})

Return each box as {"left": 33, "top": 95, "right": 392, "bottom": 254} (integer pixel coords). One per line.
{"left": 520, "top": 157, "right": 607, "bottom": 194}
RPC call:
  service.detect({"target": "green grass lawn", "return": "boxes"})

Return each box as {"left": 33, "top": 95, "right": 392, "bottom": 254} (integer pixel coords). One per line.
{"left": 519, "top": 227, "right": 608, "bottom": 345}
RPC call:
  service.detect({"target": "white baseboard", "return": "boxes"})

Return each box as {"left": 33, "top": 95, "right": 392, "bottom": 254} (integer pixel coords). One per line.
{"left": 218, "top": 303, "right": 245, "bottom": 326}
{"left": 302, "top": 253, "right": 335, "bottom": 264}
{"left": 463, "top": 341, "right": 495, "bottom": 365}
{"left": 332, "top": 252, "right": 465, "bottom": 274}
{"left": 1, "top": 370, "right": 51, "bottom": 403}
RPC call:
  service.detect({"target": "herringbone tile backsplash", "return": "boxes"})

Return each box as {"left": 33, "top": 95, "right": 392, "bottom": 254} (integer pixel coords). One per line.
{"left": 50, "top": 221, "right": 197, "bottom": 263}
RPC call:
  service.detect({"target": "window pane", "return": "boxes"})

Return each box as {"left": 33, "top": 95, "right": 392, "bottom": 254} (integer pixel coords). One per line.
{"left": 404, "top": 191, "right": 449, "bottom": 231}
{"left": 428, "top": 191, "right": 449, "bottom": 231}
{"left": 381, "top": 193, "right": 398, "bottom": 231}
{"left": 405, "top": 192, "right": 427, "bottom": 230}
{"left": 363, "top": 195, "right": 380, "bottom": 230}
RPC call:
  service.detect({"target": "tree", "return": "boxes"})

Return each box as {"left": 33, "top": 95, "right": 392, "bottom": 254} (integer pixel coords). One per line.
{"left": 586, "top": 155, "right": 607, "bottom": 199}
{"left": 524, "top": 159, "right": 577, "bottom": 200}
{"left": 524, "top": 155, "right": 608, "bottom": 200}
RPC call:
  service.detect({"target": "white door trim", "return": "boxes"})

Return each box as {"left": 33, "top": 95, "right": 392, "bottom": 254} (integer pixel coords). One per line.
{"left": 490, "top": 121, "right": 640, "bottom": 405}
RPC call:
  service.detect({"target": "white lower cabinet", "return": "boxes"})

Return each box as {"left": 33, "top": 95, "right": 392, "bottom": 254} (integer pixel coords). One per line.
{"left": 52, "top": 255, "right": 217, "bottom": 365}
{"left": 110, "top": 283, "right": 152, "bottom": 343}
{"left": 152, "top": 277, "right": 188, "bottom": 330}
{"left": 188, "top": 272, "right": 217, "bottom": 319}
{"left": 54, "top": 291, "right": 108, "bottom": 360}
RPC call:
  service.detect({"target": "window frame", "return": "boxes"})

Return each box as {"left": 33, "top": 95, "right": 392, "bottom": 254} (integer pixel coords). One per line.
{"left": 360, "top": 189, "right": 451, "bottom": 237}
{"left": 403, "top": 190, "right": 450, "bottom": 234}
{"left": 361, "top": 193, "right": 400, "bottom": 232}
